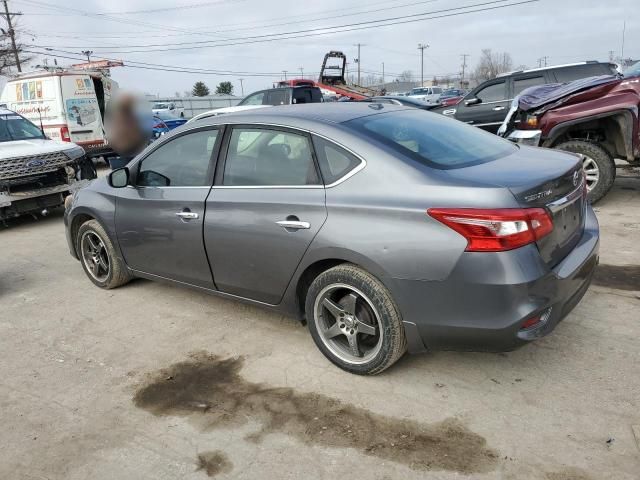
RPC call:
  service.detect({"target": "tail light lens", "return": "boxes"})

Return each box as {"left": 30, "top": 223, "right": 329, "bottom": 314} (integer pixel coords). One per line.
{"left": 428, "top": 208, "right": 553, "bottom": 252}
{"left": 60, "top": 125, "right": 71, "bottom": 142}
{"left": 153, "top": 122, "right": 167, "bottom": 129}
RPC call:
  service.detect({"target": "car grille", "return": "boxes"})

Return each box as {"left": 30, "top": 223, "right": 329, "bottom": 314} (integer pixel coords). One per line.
{"left": 0, "top": 151, "right": 72, "bottom": 181}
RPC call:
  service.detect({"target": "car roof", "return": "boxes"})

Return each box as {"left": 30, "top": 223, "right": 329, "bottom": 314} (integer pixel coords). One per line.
{"left": 496, "top": 61, "right": 615, "bottom": 78}
{"left": 193, "top": 102, "right": 410, "bottom": 127}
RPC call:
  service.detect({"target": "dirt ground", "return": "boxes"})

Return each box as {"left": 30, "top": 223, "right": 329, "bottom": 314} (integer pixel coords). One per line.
{"left": 1, "top": 168, "right": 639, "bottom": 480}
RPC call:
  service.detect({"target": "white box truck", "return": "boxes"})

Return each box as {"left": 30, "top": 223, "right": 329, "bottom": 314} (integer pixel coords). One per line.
{"left": 0, "top": 70, "right": 117, "bottom": 159}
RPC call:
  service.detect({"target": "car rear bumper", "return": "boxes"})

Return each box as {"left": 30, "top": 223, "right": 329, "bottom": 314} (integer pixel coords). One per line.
{"left": 393, "top": 205, "right": 600, "bottom": 353}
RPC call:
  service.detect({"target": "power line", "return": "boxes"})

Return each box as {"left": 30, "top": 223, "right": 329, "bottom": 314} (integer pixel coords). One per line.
{"left": 36, "top": 0, "right": 540, "bottom": 54}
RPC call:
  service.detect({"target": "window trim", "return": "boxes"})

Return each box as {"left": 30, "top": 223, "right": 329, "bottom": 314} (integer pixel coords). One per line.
{"left": 129, "top": 124, "right": 224, "bottom": 189}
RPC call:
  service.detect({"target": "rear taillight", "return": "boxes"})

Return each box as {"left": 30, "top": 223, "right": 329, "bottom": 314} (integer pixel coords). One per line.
{"left": 428, "top": 208, "right": 553, "bottom": 252}
{"left": 153, "top": 122, "right": 167, "bottom": 129}
{"left": 60, "top": 125, "right": 71, "bottom": 142}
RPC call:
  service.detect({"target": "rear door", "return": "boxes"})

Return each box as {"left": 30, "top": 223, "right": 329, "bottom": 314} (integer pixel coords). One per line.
{"left": 204, "top": 125, "right": 327, "bottom": 304}
{"left": 453, "top": 79, "right": 510, "bottom": 133}
{"left": 115, "top": 127, "right": 222, "bottom": 288}
{"left": 60, "top": 75, "right": 105, "bottom": 144}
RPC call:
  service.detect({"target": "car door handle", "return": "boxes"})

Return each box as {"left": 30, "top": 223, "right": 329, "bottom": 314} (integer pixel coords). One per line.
{"left": 276, "top": 220, "right": 310, "bottom": 230}
{"left": 176, "top": 211, "right": 199, "bottom": 220}
{"left": 493, "top": 106, "right": 506, "bottom": 111}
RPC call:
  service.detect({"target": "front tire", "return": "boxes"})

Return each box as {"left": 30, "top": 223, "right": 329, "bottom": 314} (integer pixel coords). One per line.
{"left": 76, "top": 220, "right": 131, "bottom": 289}
{"left": 306, "top": 264, "right": 407, "bottom": 375}
{"left": 555, "top": 140, "right": 615, "bottom": 204}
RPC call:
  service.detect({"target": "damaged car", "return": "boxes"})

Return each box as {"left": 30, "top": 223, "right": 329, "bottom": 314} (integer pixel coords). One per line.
{"left": 0, "top": 108, "right": 96, "bottom": 222}
{"left": 499, "top": 62, "right": 640, "bottom": 203}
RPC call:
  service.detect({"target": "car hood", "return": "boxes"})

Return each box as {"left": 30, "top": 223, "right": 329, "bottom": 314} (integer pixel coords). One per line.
{"left": 0, "top": 138, "right": 77, "bottom": 158}
{"left": 442, "top": 145, "right": 581, "bottom": 203}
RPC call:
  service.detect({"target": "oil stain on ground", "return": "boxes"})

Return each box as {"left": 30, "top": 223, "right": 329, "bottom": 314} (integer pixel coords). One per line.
{"left": 134, "top": 353, "right": 498, "bottom": 474}
{"left": 592, "top": 264, "right": 640, "bottom": 291}
{"left": 196, "top": 451, "right": 232, "bottom": 477}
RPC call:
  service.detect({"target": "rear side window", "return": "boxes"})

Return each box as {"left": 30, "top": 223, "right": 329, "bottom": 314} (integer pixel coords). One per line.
{"left": 346, "top": 110, "right": 516, "bottom": 169}
{"left": 267, "top": 89, "right": 288, "bottom": 105}
{"left": 293, "top": 89, "right": 312, "bottom": 104}
{"left": 513, "top": 76, "right": 546, "bottom": 95}
{"left": 312, "top": 136, "right": 361, "bottom": 184}
{"left": 223, "top": 127, "right": 319, "bottom": 186}
{"left": 553, "top": 64, "right": 610, "bottom": 83}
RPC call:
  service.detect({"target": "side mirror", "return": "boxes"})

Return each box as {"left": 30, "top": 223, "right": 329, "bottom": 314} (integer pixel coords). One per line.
{"left": 465, "top": 97, "right": 481, "bottom": 106}
{"left": 108, "top": 167, "right": 129, "bottom": 188}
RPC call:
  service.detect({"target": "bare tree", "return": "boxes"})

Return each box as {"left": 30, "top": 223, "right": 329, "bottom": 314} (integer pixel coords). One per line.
{"left": 398, "top": 70, "right": 414, "bottom": 82}
{"left": 472, "top": 49, "right": 514, "bottom": 82}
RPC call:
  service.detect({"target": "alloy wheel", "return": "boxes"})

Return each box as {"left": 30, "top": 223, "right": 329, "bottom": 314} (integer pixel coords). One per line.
{"left": 582, "top": 155, "right": 600, "bottom": 192}
{"left": 313, "top": 283, "right": 383, "bottom": 365}
{"left": 81, "top": 231, "right": 110, "bottom": 282}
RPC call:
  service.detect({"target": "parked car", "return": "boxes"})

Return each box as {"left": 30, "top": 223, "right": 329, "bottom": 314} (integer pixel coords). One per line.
{"left": 359, "top": 96, "right": 440, "bottom": 109}
{"left": 0, "top": 107, "right": 96, "bottom": 221}
{"left": 407, "top": 86, "right": 443, "bottom": 104}
{"left": 153, "top": 110, "right": 187, "bottom": 130}
{"left": 64, "top": 103, "right": 598, "bottom": 375}
{"left": 438, "top": 88, "right": 467, "bottom": 107}
{"left": 434, "top": 61, "right": 618, "bottom": 134}
{"left": 152, "top": 102, "right": 185, "bottom": 118}
{"left": 187, "top": 105, "right": 270, "bottom": 123}
{"left": 238, "top": 86, "right": 323, "bottom": 106}
{"left": 152, "top": 116, "right": 170, "bottom": 139}
{"left": 1, "top": 69, "right": 117, "bottom": 159}
{"left": 499, "top": 61, "right": 640, "bottom": 203}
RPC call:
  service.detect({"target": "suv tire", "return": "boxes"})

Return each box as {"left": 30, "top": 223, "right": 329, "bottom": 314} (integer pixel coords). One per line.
{"left": 306, "top": 264, "right": 407, "bottom": 375}
{"left": 555, "top": 140, "right": 615, "bottom": 204}
{"left": 76, "top": 219, "right": 131, "bottom": 289}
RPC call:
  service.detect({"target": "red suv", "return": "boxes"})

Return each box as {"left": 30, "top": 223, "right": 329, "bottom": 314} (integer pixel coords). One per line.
{"left": 500, "top": 61, "right": 640, "bottom": 203}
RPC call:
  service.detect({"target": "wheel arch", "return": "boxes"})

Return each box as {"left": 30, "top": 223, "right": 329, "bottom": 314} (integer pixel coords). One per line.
{"left": 69, "top": 212, "right": 96, "bottom": 258}
{"left": 544, "top": 109, "right": 635, "bottom": 161}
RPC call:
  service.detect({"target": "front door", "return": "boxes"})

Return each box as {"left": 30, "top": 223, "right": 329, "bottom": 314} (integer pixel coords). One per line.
{"left": 115, "top": 127, "right": 222, "bottom": 288}
{"left": 204, "top": 125, "right": 327, "bottom": 304}
{"left": 454, "top": 79, "right": 510, "bottom": 133}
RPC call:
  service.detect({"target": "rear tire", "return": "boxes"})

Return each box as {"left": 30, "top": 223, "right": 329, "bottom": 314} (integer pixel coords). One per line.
{"left": 76, "top": 220, "right": 131, "bottom": 289}
{"left": 305, "top": 264, "right": 407, "bottom": 375}
{"left": 555, "top": 140, "right": 615, "bottom": 204}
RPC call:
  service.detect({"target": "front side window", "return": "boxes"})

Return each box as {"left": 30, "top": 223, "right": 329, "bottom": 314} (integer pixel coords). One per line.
{"left": 513, "top": 76, "right": 546, "bottom": 95}
{"left": 136, "top": 129, "right": 219, "bottom": 187}
{"left": 240, "top": 92, "right": 265, "bottom": 106}
{"left": 475, "top": 82, "right": 507, "bottom": 102}
{"left": 346, "top": 110, "right": 516, "bottom": 169}
{"left": 312, "top": 136, "right": 361, "bottom": 184}
{"left": 223, "top": 127, "right": 319, "bottom": 186}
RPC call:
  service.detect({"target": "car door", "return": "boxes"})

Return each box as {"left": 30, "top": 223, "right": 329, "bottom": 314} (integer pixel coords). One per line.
{"left": 453, "top": 79, "right": 509, "bottom": 133}
{"left": 204, "top": 125, "right": 327, "bottom": 304}
{"left": 115, "top": 127, "right": 222, "bottom": 288}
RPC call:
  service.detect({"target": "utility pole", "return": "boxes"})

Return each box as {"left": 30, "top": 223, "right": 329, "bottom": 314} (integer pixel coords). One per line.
{"left": 299, "top": 67, "right": 304, "bottom": 78}
{"left": 608, "top": 50, "right": 616, "bottom": 62}
{"left": 460, "top": 53, "right": 469, "bottom": 87}
{"left": 381, "top": 62, "right": 385, "bottom": 85}
{"left": 82, "top": 50, "right": 93, "bottom": 63}
{"left": 417, "top": 43, "right": 428, "bottom": 86}
{"left": 282, "top": 70, "right": 288, "bottom": 81}
{"left": 354, "top": 43, "right": 364, "bottom": 85}
{"left": 238, "top": 78, "right": 244, "bottom": 96}
{"left": 537, "top": 56, "right": 548, "bottom": 68}
{"left": 2, "top": 0, "right": 23, "bottom": 72}
{"left": 621, "top": 21, "right": 626, "bottom": 62}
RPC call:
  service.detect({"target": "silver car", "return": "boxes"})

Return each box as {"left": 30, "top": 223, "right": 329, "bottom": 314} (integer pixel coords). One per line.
{"left": 64, "top": 103, "right": 599, "bottom": 375}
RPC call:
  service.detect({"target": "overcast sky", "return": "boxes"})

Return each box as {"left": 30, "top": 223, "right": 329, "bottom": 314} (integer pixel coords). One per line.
{"left": 10, "top": 0, "right": 640, "bottom": 97}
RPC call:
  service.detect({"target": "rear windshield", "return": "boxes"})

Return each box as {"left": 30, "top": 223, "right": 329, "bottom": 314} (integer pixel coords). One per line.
{"left": 0, "top": 114, "right": 45, "bottom": 142}
{"left": 345, "top": 110, "right": 516, "bottom": 169}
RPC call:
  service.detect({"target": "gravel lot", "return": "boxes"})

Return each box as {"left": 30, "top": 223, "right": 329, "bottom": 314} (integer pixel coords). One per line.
{"left": 1, "top": 168, "right": 639, "bottom": 480}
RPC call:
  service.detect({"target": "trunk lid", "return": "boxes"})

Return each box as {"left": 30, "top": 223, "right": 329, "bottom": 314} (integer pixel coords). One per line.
{"left": 443, "top": 145, "right": 586, "bottom": 266}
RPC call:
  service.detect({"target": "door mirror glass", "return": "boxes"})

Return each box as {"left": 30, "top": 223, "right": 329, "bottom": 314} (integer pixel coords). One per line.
{"left": 109, "top": 167, "right": 129, "bottom": 188}
{"left": 465, "top": 97, "right": 481, "bottom": 106}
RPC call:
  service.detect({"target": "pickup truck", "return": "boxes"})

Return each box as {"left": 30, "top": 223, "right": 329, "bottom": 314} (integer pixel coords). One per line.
{"left": 499, "top": 61, "right": 640, "bottom": 203}
{"left": 0, "top": 108, "right": 96, "bottom": 221}
{"left": 152, "top": 102, "right": 185, "bottom": 118}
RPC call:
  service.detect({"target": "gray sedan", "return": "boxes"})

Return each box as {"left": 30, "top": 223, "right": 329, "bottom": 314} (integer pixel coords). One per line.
{"left": 64, "top": 103, "right": 599, "bottom": 375}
